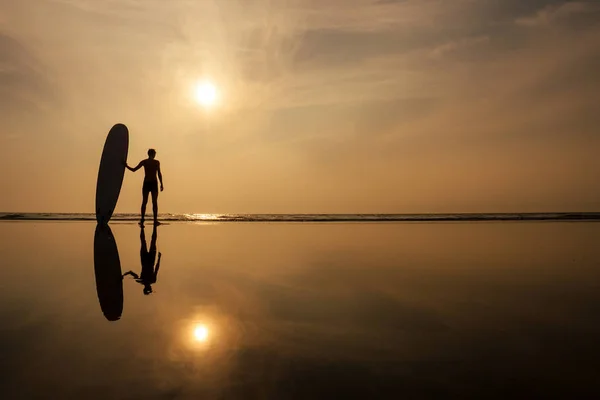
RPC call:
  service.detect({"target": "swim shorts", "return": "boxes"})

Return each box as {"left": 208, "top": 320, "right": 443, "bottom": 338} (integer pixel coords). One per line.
{"left": 142, "top": 180, "right": 159, "bottom": 193}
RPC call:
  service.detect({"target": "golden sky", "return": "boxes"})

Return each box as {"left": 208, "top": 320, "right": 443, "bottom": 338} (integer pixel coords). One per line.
{"left": 1, "top": 0, "right": 599, "bottom": 213}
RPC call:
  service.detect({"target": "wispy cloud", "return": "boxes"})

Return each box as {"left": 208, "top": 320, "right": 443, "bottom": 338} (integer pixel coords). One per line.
{"left": 515, "top": 1, "right": 599, "bottom": 26}
{"left": 428, "top": 36, "right": 490, "bottom": 59}
{"left": 0, "top": 32, "right": 57, "bottom": 118}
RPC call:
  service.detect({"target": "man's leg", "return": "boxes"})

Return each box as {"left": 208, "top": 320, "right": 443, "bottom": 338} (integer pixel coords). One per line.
{"left": 140, "top": 225, "right": 147, "bottom": 250}
{"left": 141, "top": 190, "right": 149, "bottom": 222}
{"left": 151, "top": 190, "right": 159, "bottom": 224}
{"left": 150, "top": 224, "right": 157, "bottom": 252}
{"left": 140, "top": 227, "right": 151, "bottom": 274}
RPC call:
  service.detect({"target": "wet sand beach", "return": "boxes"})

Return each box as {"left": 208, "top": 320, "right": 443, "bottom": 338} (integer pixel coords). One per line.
{"left": 0, "top": 221, "right": 599, "bottom": 398}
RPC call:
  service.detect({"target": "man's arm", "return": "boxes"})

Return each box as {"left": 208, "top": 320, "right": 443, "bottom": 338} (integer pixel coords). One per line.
{"left": 157, "top": 161, "right": 164, "bottom": 191}
{"left": 126, "top": 160, "right": 144, "bottom": 172}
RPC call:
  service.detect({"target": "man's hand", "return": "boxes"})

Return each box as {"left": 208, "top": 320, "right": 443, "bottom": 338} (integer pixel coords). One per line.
{"left": 122, "top": 271, "right": 139, "bottom": 279}
{"left": 160, "top": 184, "right": 164, "bottom": 192}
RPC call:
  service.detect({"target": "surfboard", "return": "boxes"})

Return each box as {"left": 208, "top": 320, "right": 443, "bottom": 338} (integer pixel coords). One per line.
{"left": 95, "top": 123, "right": 129, "bottom": 224}
{"left": 93, "top": 224, "right": 124, "bottom": 321}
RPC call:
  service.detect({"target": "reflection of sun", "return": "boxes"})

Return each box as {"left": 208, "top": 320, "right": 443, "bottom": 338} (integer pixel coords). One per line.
{"left": 193, "top": 324, "right": 209, "bottom": 342}
{"left": 194, "top": 81, "right": 218, "bottom": 108}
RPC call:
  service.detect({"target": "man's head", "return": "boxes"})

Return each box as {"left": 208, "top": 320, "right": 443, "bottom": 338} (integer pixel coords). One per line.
{"left": 148, "top": 148, "right": 156, "bottom": 159}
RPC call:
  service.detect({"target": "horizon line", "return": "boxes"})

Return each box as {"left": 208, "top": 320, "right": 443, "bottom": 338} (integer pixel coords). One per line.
{"left": 1, "top": 211, "right": 599, "bottom": 223}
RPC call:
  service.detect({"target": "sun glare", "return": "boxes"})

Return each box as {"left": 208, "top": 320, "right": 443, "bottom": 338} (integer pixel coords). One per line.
{"left": 193, "top": 324, "right": 209, "bottom": 342}
{"left": 194, "top": 81, "right": 218, "bottom": 107}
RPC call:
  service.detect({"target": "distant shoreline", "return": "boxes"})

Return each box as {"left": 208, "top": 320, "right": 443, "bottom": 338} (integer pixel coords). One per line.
{"left": 1, "top": 212, "right": 599, "bottom": 222}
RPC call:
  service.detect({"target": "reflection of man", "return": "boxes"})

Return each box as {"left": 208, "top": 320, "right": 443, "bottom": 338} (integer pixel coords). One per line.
{"left": 123, "top": 225, "right": 162, "bottom": 295}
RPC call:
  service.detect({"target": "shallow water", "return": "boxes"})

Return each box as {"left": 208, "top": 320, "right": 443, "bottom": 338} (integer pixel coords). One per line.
{"left": 1, "top": 211, "right": 600, "bottom": 222}
{"left": 1, "top": 221, "right": 599, "bottom": 399}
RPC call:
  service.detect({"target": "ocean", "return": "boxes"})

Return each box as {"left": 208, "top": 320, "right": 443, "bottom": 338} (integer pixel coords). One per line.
{"left": 1, "top": 212, "right": 599, "bottom": 222}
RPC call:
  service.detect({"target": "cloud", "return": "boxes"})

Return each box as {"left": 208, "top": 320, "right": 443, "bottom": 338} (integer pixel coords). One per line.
{"left": 0, "top": 32, "right": 57, "bottom": 123}
{"left": 515, "top": 1, "right": 600, "bottom": 26}
{"left": 429, "top": 36, "right": 490, "bottom": 59}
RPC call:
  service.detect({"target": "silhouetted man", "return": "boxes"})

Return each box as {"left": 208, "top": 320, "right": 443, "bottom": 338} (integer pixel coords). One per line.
{"left": 126, "top": 148, "right": 163, "bottom": 225}
{"left": 123, "top": 225, "right": 162, "bottom": 295}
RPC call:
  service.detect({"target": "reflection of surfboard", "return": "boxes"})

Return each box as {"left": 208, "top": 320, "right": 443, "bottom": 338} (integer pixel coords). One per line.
{"left": 93, "top": 224, "right": 124, "bottom": 321}
{"left": 96, "top": 124, "right": 129, "bottom": 224}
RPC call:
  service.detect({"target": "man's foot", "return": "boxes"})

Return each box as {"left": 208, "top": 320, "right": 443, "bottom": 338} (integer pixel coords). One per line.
{"left": 139, "top": 220, "right": 145, "bottom": 227}
{"left": 153, "top": 220, "right": 161, "bottom": 226}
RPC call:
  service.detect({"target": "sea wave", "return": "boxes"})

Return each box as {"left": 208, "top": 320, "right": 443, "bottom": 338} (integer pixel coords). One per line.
{"left": 0, "top": 212, "right": 599, "bottom": 222}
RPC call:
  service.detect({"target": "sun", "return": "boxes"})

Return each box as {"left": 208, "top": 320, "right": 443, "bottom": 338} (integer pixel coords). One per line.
{"left": 194, "top": 81, "right": 218, "bottom": 107}
{"left": 193, "top": 324, "right": 209, "bottom": 342}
